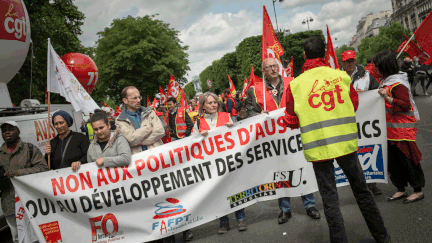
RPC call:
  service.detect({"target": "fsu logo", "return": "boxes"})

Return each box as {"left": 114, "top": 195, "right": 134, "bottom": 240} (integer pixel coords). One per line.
{"left": 153, "top": 198, "right": 186, "bottom": 219}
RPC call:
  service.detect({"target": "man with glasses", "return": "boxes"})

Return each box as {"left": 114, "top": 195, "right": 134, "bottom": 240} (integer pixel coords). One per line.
{"left": 244, "top": 58, "right": 321, "bottom": 225}
{"left": 115, "top": 86, "right": 166, "bottom": 155}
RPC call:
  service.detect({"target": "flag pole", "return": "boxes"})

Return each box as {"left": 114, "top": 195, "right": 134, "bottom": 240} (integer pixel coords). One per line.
{"left": 262, "top": 72, "right": 266, "bottom": 111}
{"left": 397, "top": 33, "right": 415, "bottom": 59}
{"left": 47, "top": 38, "right": 51, "bottom": 170}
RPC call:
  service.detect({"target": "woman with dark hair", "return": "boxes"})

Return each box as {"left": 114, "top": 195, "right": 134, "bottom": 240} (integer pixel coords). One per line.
{"left": 44, "top": 110, "right": 90, "bottom": 171}
{"left": 191, "top": 92, "right": 248, "bottom": 234}
{"left": 374, "top": 50, "right": 425, "bottom": 203}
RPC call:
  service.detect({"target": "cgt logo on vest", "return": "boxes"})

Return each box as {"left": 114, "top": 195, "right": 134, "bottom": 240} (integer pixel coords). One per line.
{"left": 308, "top": 77, "right": 344, "bottom": 111}
{"left": 152, "top": 198, "right": 202, "bottom": 235}
{"left": 334, "top": 144, "right": 384, "bottom": 183}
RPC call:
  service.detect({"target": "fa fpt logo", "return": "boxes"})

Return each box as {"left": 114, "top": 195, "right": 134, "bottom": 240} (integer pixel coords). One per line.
{"left": 152, "top": 198, "right": 202, "bottom": 235}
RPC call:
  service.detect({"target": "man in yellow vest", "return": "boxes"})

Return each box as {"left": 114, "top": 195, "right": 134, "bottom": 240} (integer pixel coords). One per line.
{"left": 245, "top": 57, "right": 321, "bottom": 224}
{"left": 283, "top": 36, "right": 390, "bottom": 243}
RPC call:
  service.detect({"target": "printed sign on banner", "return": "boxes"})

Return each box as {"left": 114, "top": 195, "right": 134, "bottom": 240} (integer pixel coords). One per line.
{"left": 12, "top": 91, "right": 387, "bottom": 243}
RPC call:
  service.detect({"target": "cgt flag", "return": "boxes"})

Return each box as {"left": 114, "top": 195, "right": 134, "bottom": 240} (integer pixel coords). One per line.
{"left": 262, "top": 6, "right": 285, "bottom": 77}
{"left": 147, "top": 96, "right": 151, "bottom": 107}
{"left": 167, "top": 74, "right": 183, "bottom": 103}
{"left": 47, "top": 39, "right": 100, "bottom": 113}
{"left": 242, "top": 77, "right": 248, "bottom": 98}
{"left": 414, "top": 10, "right": 432, "bottom": 58}
{"left": 325, "top": 25, "right": 339, "bottom": 69}
{"left": 284, "top": 56, "right": 294, "bottom": 77}
{"left": 227, "top": 74, "right": 236, "bottom": 96}
{"left": 159, "top": 86, "right": 167, "bottom": 106}
{"left": 180, "top": 91, "right": 189, "bottom": 109}
{"left": 152, "top": 98, "right": 159, "bottom": 109}
{"left": 396, "top": 34, "right": 430, "bottom": 64}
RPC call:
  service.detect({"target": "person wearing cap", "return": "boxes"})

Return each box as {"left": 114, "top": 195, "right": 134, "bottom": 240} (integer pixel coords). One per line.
{"left": 341, "top": 51, "right": 382, "bottom": 195}
{"left": 341, "top": 50, "right": 380, "bottom": 93}
{"left": 44, "top": 110, "right": 90, "bottom": 171}
{"left": 1, "top": 121, "right": 48, "bottom": 242}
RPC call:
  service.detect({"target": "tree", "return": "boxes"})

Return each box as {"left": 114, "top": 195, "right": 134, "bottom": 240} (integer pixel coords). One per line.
{"left": 94, "top": 15, "right": 190, "bottom": 103}
{"left": 7, "top": 0, "right": 85, "bottom": 104}
{"left": 356, "top": 22, "right": 411, "bottom": 65}
{"left": 184, "top": 82, "right": 196, "bottom": 99}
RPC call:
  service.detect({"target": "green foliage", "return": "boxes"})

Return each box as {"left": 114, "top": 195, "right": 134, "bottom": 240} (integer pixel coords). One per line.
{"left": 7, "top": 0, "right": 85, "bottom": 104}
{"left": 335, "top": 45, "right": 356, "bottom": 67}
{"left": 198, "top": 30, "right": 325, "bottom": 91}
{"left": 281, "top": 30, "right": 325, "bottom": 77}
{"left": 184, "top": 82, "right": 196, "bottom": 99}
{"left": 94, "top": 15, "right": 190, "bottom": 103}
{"left": 356, "top": 22, "right": 411, "bottom": 65}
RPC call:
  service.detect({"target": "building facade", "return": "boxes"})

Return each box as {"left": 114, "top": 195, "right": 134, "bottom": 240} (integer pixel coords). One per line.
{"left": 391, "top": 0, "right": 432, "bottom": 33}
{"left": 349, "top": 10, "right": 393, "bottom": 50}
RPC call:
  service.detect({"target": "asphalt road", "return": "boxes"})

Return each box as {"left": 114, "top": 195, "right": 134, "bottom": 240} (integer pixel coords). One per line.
{"left": 2, "top": 87, "right": 431, "bottom": 243}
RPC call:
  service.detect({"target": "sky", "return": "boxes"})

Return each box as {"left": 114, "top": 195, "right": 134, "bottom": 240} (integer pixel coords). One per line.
{"left": 74, "top": 0, "right": 393, "bottom": 84}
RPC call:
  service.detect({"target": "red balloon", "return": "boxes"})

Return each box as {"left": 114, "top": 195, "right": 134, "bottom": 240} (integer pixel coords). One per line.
{"left": 61, "top": 53, "right": 98, "bottom": 94}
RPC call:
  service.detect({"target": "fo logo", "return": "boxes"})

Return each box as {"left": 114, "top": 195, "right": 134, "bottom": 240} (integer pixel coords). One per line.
{"left": 153, "top": 198, "right": 186, "bottom": 219}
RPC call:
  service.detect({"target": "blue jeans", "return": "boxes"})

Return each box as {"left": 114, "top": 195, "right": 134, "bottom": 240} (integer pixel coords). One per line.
{"left": 278, "top": 193, "right": 315, "bottom": 212}
{"left": 231, "top": 116, "right": 238, "bottom": 123}
{"left": 220, "top": 208, "right": 245, "bottom": 225}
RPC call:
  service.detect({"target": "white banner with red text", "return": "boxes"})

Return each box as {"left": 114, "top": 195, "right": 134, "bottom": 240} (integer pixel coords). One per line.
{"left": 12, "top": 91, "right": 387, "bottom": 243}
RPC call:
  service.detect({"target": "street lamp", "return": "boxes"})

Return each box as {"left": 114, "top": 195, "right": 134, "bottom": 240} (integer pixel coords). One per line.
{"left": 302, "top": 17, "right": 314, "bottom": 31}
{"left": 272, "top": 0, "right": 284, "bottom": 32}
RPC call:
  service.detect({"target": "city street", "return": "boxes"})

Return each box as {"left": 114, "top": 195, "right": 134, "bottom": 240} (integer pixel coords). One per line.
{"left": 3, "top": 88, "right": 431, "bottom": 243}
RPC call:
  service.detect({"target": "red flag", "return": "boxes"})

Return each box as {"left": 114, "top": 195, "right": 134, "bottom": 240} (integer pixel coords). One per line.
{"left": 114, "top": 105, "right": 122, "bottom": 117}
{"left": 397, "top": 34, "right": 430, "bottom": 64}
{"left": 180, "top": 91, "right": 189, "bottom": 109}
{"left": 262, "top": 6, "right": 285, "bottom": 77}
{"left": 325, "top": 25, "right": 339, "bottom": 69}
{"left": 147, "top": 96, "right": 151, "bottom": 107}
{"left": 414, "top": 11, "right": 432, "bottom": 57}
{"left": 227, "top": 74, "right": 236, "bottom": 96}
{"left": 167, "top": 74, "right": 184, "bottom": 103}
{"left": 247, "top": 65, "right": 263, "bottom": 90}
{"left": 152, "top": 98, "right": 159, "bottom": 109}
{"left": 159, "top": 86, "right": 167, "bottom": 105}
{"left": 242, "top": 77, "right": 248, "bottom": 98}
{"left": 284, "top": 56, "right": 294, "bottom": 77}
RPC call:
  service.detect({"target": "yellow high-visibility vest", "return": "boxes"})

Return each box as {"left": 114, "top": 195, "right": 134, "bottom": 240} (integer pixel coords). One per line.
{"left": 86, "top": 123, "right": 94, "bottom": 143}
{"left": 290, "top": 66, "right": 358, "bottom": 161}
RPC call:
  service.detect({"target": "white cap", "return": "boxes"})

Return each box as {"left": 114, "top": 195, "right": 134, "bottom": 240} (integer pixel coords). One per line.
{"left": 0, "top": 121, "right": 20, "bottom": 130}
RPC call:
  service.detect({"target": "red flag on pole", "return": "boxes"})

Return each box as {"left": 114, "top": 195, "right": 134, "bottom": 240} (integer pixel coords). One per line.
{"left": 262, "top": 6, "right": 285, "bottom": 77}
{"left": 180, "top": 91, "right": 189, "bottom": 109}
{"left": 325, "top": 25, "right": 339, "bottom": 69}
{"left": 152, "top": 98, "right": 159, "bottom": 109}
{"left": 242, "top": 77, "right": 248, "bottom": 98}
{"left": 227, "top": 74, "right": 236, "bottom": 96}
{"left": 167, "top": 74, "right": 183, "bottom": 103}
{"left": 159, "top": 86, "right": 167, "bottom": 106}
{"left": 284, "top": 56, "right": 294, "bottom": 77}
{"left": 414, "top": 11, "right": 432, "bottom": 57}
{"left": 401, "top": 34, "right": 430, "bottom": 64}
{"left": 147, "top": 96, "right": 151, "bottom": 107}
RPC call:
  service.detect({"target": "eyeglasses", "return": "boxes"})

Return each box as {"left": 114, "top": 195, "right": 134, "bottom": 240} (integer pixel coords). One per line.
{"left": 264, "top": 64, "right": 279, "bottom": 70}
{"left": 128, "top": 96, "right": 142, "bottom": 101}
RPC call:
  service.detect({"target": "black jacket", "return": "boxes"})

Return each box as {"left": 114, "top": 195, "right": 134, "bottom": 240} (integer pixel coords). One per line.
{"left": 168, "top": 107, "right": 194, "bottom": 139}
{"left": 401, "top": 62, "right": 414, "bottom": 78}
{"left": 351, "top": 64, "right": 380, "bottom": 90}
{"left": 45, "top": 131, "right": 90, "bottom": 170}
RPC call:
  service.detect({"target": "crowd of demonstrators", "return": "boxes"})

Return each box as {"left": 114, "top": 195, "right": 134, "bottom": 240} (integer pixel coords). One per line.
{"left": 340, "top": 50, "right": 380, "bottom": 93}
{"left": 44, "top": 110, "right": 90, "bottom": 171}
{"left": 283, "top": 36, "right": 390, "bottom": 243}
{"left": 191, "top": 92, "right": 245, "bottom": 234}
{"left": 375, "top": 50, "right": 426, "bottom": 204}
{"left": 81, "top": 111, "right": 95, "bottom": 142}
{"left": 245, "top": 57, "right": 321, "bottom": 224}
{"left": 167, "top": 97, "right": 194, "bottom": 142}
{"left": 1, "top": 121, "right": 48, "bottom": 243}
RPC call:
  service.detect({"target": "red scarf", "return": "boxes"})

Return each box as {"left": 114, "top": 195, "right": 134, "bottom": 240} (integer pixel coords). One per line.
{"left": 301, "top": 58, "right": 328, "bottom": 73}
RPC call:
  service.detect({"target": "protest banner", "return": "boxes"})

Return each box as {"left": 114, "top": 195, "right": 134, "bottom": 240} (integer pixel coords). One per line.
{"left": 13, "top": 91, "right": 387, "bottom": 243}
